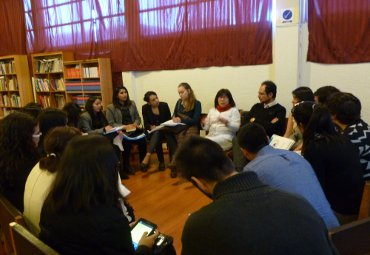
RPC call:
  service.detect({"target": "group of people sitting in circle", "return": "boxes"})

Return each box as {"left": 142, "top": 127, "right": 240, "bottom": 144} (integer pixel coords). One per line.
{"left": 0, "top": 79, "right": 369, "bottom": 254}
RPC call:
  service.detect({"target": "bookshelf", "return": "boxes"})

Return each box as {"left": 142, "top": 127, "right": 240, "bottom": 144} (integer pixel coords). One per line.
{"left": 0, "top": 55, "right": 33, "bottom": 118}
{"left": 64, "top": 58, "right": 112, "bottom": 108}
{"left": 31, "top": 51, "right": 74, "bottom": 109}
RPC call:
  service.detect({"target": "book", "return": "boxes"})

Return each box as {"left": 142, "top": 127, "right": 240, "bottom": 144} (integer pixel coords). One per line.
{"left": 269, "top": 134, "right": 295, "bottom": 150}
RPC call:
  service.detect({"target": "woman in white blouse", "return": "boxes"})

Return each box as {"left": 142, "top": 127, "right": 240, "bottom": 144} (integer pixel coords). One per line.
{"left": 202, "top": 89, "right": 240, "bottom": 150}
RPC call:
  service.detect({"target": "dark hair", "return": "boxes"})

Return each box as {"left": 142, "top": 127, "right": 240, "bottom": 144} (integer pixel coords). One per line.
{"left": 174, "top": 136, "right": 234, "bottom": 181}
{"left": 38, "top": 108, "right": 67, "bottom": 156}
{"left": 84, "top": 96, "right": 108, "bottom": 129}
{"left": 0, "top": 112, "right": 39, "bottom": 188}
{"left": 313, "top": 86, "right": 340, "bottom": 105}
{"left": 237, "top": 123, "right": 269, "bottom": 153}
{"left": 45, "top": 135, "right": 120, "bottom": 213}
{"left": 261, "top": 80, "right": 277, "bottom": 98}
{"left": 21, "top": 102, "right": 42, "bottom": 120}
{"left": 62, "top": 102, "right": 81, "bottom": 127}
{"left": 292, "top": 102, "right": 337, "bottom": 150}
{"left": 39, "top": 126, "right": 82, "bottom": 173}
{"left": 292, "top": 87, "right": 314, "bottom": 102}
{"left": 327, "top": 92, "right": 361, "bottom": 125}
{"left": 178, "top": 82, "right": 196, "bottom": 112}
{"left": 214, "top": 89, "right": 236, "bottom": 108}
{"left": 113, "top": 86, "right": 131, "bottom": 108}
{"left": 143, "top": 91, "right": 157, "bottom": 103}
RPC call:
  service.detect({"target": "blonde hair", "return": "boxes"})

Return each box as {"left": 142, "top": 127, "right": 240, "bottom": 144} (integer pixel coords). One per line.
{"left": 178, "top": 82, "right": 196, "bottom": 112}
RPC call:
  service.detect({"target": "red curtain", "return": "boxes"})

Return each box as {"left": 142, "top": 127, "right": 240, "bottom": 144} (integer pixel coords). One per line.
{"left": 0, "top": 0, "right": 27, "bottom": 55}
{"left": 24, "top": 0, "right": 272, "bottom": 71}
{"left": 307, "top": 0, "right": 370, "bottom": 64}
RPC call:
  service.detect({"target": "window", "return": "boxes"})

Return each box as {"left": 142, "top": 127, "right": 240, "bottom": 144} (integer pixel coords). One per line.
{"left": 24, "top": 0, "right": 126, "bottom": 49}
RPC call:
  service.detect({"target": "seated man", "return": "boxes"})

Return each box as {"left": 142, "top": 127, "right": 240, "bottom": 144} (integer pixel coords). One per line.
{"left": 327, "top": 92, "right": 370, "bottom": 180}
{"left": 175, "top": 136, "right": 338, "bottom": 255}
{"left": 233, "top": 80, "right": 286, "bottom": 171}
{"left": 237, "top": 123, "right": 339, "bottom": 229}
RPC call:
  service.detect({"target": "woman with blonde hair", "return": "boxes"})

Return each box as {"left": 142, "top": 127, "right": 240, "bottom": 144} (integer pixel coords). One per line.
{"left": 171, "top": 82, "right": 202, "bottom": 177}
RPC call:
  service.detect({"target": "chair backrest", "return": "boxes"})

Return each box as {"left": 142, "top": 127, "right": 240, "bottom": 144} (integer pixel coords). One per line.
{"left": 329, "top": 217, "right": 370, "bottom": 255}
{"left": 0, "top": 195, "right": 25, "bottom": 254}
{"left": 9, "top": 222, "right": 59, "bottom": 255}
{"left": 358, "top": 181, "right": 370, "bottom": 220}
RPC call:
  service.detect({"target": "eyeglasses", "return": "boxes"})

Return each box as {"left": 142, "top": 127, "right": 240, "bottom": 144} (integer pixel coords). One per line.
{"left": 32, "top": 132, "right": 42, "bottom": 138}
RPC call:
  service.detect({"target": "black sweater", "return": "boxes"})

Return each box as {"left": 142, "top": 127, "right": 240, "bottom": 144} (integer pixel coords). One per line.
{"left": 245, "top": 103, "right": 286, "bottom": 136}
{"left": 142, "top": 102, "right": 171, "bottom": 130}
{"left": 181, "top": 172, "right": 338, "bottom": 255}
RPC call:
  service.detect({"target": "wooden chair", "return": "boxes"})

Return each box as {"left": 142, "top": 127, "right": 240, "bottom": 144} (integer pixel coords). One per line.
{"left": 0, "top": 195, "right": 25, "bottom": 254}
{"left": 358, "top": 181, "right": 370, "bottom": 220}
{"left": 9, "top": 222, "right": 59, "bottom": 255}
{"left": 329, "top": 217, "right": 370, "bottom": 255}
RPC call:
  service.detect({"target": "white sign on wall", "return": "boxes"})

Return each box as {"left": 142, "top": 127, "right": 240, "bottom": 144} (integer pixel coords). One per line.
{"left": 277, "top": 8, "right": 298, "bottom": 26}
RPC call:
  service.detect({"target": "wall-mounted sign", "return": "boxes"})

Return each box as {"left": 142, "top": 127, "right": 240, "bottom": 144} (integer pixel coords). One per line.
{"left": 277, "top": 8, "right": 298, "bottom": 26}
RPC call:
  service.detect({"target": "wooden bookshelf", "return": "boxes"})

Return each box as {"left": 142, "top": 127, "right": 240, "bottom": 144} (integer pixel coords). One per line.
{"left": 64, "top": 58, "right": 112, "bottom": 108}
{"left": 31, "top": 51, "right": 74, "bottom": 109}
{"left": 0, "top": 55, "right": 33, "bottom": 118}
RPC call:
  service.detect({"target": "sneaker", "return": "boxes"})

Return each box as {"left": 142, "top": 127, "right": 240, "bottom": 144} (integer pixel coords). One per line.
{"left": 158, "top": 162, "right": 166, "bottom": 171}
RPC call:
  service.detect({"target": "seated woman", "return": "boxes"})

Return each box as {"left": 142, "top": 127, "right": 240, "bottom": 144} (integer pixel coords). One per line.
{"left": 39, "top": 135, "right": 158, "bottom": 254}
{"left": 0, "top": 112, "right": 40, "bottom": 211}
{"left": 170, "top": 83, "right": 202, "bottom": 177}
{"left": 141, "top": 91, "right": 177, "bottom": 171}
{"left": 24, "top": 126, "right": 82, "bottom": 235}
{"left": 284, "top": 86, "right": 314, "bottom": 150}
{"left": 202, "top": 89, "right": 240, "bottom": 151}
{"left": 78, "top": 96, "right": 112, "bottom": 134}
{"left": 106, "top": 86, "right": 147, "bottom": 174}
{"left": 292, "top": 101, "right": 364, "bottom": 224}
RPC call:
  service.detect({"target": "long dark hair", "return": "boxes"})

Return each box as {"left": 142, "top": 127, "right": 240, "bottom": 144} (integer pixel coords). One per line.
{"left": 214, "top": 88, "right": 236, "bottom": 108}
{"left": 84, "top": 96, "right": 108, "bottom": 129}
{"left": 0, "top": 112, "right": 39, "bottom": 188}
{"left": 45, "top": 135, "right": 120, "bottom": 213}
{"left": 113, "top": 86, "right": 131, "bottom": 108}
{"left": 292, "top": 101, "right": 337, "bottom": 152}
{"left": 39, "top": 126, "right": 82, "bottom": 173}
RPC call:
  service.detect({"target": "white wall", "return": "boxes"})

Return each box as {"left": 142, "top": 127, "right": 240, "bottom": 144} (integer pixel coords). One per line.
{"left": 122, "top": 1, "right": 370, "bottom": 123}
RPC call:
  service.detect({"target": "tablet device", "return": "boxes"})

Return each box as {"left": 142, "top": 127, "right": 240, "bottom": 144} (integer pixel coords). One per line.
{"left": 131, "top": 218, "right": 157, "bottom": 250}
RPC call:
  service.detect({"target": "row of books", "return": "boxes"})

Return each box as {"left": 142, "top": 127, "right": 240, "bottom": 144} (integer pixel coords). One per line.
{"left": 2, "top": 94, "right": 21, "bottom": 107}
{"left": 83, "top": 66, "right": 100, "bottom": 78}
{"left": 55, "top": 94, "right": 66, "bottom": 109}
{"left": 71, "top": 95, "right": 90, "bottom": 107}
{"left": 65, "top": 80, "right": 101, "bottom": 91}
{"left": 65, "top": 67, "right": 81, "bottom": 79}
{"left": 37, "top": 95, "right": 51, "bottom": 108}
{"left": 0, "top": 61, "right": 15, "bottom": 75}
{"left": 0, "top": 78, "right": 19, "bottom": 91}
{"left": 32, "top": 77, "right": 65, "bottom": 92}
{"left": 34, "top": 58, "right": 63, "bottom": 73}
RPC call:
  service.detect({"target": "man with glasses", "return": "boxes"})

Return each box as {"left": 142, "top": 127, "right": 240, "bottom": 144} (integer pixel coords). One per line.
{"left": 233, "top": 80, "right": 286, "bottom": 171}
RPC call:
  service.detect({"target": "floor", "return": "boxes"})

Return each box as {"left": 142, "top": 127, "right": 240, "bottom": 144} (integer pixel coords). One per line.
{"left": 122, "top": 156, "right": 211, "bottom": 254}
